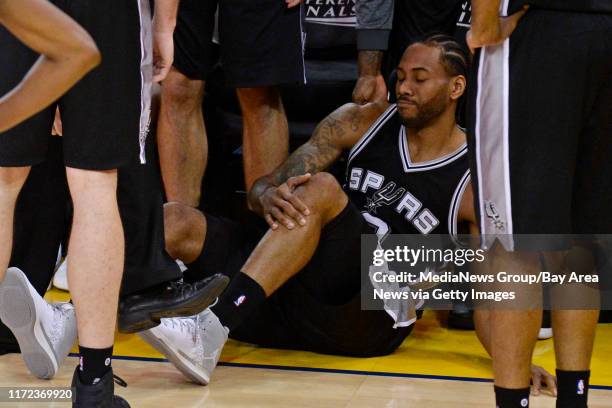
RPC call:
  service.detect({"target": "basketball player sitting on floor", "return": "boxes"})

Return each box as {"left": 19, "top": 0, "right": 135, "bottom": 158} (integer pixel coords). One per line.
{"left": 140, "top": 34, "right": 556, "bottom": 394}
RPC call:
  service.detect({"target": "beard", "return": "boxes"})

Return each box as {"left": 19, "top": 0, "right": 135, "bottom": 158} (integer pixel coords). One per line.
{"left": 398, "top": 88, "right": 449, "bottom": 129}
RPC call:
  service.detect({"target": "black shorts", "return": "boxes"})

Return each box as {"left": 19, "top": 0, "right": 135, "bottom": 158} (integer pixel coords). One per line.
{"left": 0, "top": 0, "right": 152, "bottom": 169}
{"left": 186, "top": 202, "right": 412, "bottom": 357}
{"left": 467, "top": 10, "right": 612, "bottom": 246}
{"left": 173, "top": 0, "right": 306, "bottom": 87}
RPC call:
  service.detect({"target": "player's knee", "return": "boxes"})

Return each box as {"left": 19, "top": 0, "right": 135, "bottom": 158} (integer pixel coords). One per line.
{"left": 161, "top": 69, "right": 203, "bottom": 112}
{"left": 67, "top": 168, "right": 118, "bottom": 206}
{"left": 164, "top": 202, "right": 194, "bottom": 259}
{"left": 297, "top": 172, "right": 346, "bottom": 213}
{"left": 237, "top": 86, "right": 282, "bottom": 116}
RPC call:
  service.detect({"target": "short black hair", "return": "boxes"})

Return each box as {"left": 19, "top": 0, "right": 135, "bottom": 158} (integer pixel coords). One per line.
{"left": 414, "top": 33, "right": 470, "bottom": 78}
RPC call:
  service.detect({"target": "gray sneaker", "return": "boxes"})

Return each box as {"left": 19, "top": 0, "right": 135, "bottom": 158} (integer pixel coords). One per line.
{"left": 138, "top": 308, "right": 228, "bottom": 385}
{"left": 0, "top": 267, "right": 77, "bottom": 379}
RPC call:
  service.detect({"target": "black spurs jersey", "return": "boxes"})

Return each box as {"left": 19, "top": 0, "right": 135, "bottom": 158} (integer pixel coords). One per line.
{"left": 344, "top": 105, "right": 470, "bottom": 240}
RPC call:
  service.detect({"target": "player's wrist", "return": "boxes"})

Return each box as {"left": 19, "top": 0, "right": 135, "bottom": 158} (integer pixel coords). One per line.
{"left": 469, "top": 24, "right": 502, "bottom": 46}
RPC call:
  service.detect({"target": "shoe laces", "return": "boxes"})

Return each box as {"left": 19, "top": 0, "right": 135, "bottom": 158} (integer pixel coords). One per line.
{"left": 166, "top": 279, "right": 193, "bottom": 296}
{"left": 162, "top": 317, "right": 197, "bottom": 341}
{"left": 113, "top": 374, "right": 127, "bottom": 388}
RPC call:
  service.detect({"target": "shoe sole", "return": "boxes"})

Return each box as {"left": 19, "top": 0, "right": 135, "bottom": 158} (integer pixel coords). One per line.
{"left": 0, "top": 269, "right": 58, "bottom": 379}
{"left": 138, "top": 330, "right": 210, "bottom": 385}
{"left": 118, "top": 274, "right": 229, "bottom": 334}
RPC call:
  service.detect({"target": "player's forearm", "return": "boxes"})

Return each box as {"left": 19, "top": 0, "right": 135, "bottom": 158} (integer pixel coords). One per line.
{"left": 153, "top": 0, "right": 179, "bottom": 33}
{"left": 358, "top": 50, "right": 384, "bottom": 78}
{"left": 470, "top": 0, "right": 502, "bottom": 42}
{"left": 247, "top": 141, "right": 341, "bottom": 214}
{"left": 0, "top": 54, "right": 96, "bottom": 132}
{"left": 0, "top": 0, "right": 100, "bottom": 132}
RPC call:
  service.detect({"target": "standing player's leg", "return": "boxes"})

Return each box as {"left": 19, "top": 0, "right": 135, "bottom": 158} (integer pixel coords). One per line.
{"left": 157, "top": 68, "right": 207, "bottom": 206}
{"left": 0, "top": 167, "right": 30, "bottom": 281}
{"left": 56, "top": 0, "right": 152, "bottom": 405}
{"left": 0, "top": 20, "right": 77, "bottom": 381}
{"left": 65, "top": 167, "right": 123, "bottom": 374}
{"left": 157, "top": 0, "right": 217, "bottom": 207}
{"left": 219, "top": 0, "right": 305, "bottom": 192}
{"left": 551, "top": 16, "right": 612, "bottom": 407}
{"left": 485, "top": 249, "right": 542, "bottom": 392}
{"left": 468, "top": 9, "right": 610, "bottom": 408}
{"left": 237, "top": 87, "right": 289, "bottom": 192}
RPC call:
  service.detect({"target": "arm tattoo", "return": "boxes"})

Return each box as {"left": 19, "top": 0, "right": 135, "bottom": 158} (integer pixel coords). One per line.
{"left": 273, "top": 108, "right": 361, "bottom": 185}
{"left": 358, "top": 50, "right": 383, "bottom": 76}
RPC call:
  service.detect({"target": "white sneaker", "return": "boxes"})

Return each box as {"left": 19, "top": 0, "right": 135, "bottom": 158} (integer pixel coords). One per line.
{"left": 138, "top": 308, "right": 228, "bottom": 385}
{"left": 0, "top": 268, "right": 77, "bottom": 379}
{"left": 53, "top": 258, "right": 69, "bottom": 291}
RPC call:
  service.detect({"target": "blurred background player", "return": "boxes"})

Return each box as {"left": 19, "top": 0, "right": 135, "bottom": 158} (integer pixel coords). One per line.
{"left": 467, "top": 1, "right": 612, "bottom": 407}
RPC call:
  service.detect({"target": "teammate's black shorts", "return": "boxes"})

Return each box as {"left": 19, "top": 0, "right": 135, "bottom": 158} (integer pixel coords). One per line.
{"left": 467, "top": 10, "right": 612, "bottom": 247}
{"left": 0, "top": 0, "right": 151, "bottom": 169}
{"left": 186, "top": 201, "right": 412, "bottom": 357}
{"left": 173, "top": 0, "right": 306, "bottom": 87}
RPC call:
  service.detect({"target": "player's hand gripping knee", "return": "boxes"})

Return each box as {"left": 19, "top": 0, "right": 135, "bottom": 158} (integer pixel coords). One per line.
{"left": 260, "top": 174, "right": 311, "bottom": 231}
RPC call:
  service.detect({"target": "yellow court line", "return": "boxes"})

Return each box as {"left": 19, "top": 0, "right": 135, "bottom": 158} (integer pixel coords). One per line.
{"left": 46, "top": 289, "right": 612, "bottom": 386}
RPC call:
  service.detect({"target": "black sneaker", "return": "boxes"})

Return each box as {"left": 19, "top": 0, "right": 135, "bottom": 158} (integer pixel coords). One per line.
{"left": 448, "top": 303, "right": 475, "bottom": 330}
{"left": 72, "top": 366, "right": 130, "bottom": 408}
{"left": 118, "top": 273, "right": 229, "bottom": 333}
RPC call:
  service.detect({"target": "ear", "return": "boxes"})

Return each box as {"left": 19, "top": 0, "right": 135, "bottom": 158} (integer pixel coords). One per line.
{"left": 449, "top": 75, "right": 466, "bottom": 101}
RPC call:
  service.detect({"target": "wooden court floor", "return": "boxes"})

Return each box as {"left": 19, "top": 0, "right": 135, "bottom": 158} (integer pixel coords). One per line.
{"left": 0, "top": 289, "right": 610, "bottom": 407}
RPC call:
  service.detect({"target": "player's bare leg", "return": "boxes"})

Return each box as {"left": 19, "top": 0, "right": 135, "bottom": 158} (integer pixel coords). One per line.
{"left": 485, "top": 248, "right": 542, "bottom": 391}
{"left": 167, "top": 172, "right": 346, "bottom": 276}
{"left": 66, "top": 168, "right": 124, "bottom": 389}
{"left": 237, "top": 87, "right": 289, "bottom": 192}
{"left": 553, "top": 310, "right": 598, "bottom": 369}
{"left": 549, "top": 246, "right": 600, "bottom": 406}
{"left": 0, "top": 167, "right": 30, "bottom": 281}
{"left": 157, "top": 67, "right": 207, "bottom": 207}
{"left": 240, "top": 172, "right": 347, "bottom": 294}
{"left": 153, "top": 173, "right": 347, "bottom": 384}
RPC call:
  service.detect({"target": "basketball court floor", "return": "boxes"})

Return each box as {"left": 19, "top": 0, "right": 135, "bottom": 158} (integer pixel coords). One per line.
{"left": 0, "top": 289, "right": 611, "bottom": 407}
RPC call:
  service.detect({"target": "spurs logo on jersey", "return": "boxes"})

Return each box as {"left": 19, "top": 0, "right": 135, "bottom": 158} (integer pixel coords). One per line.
{"left": 348, "top": 174, "right": 440, "bottom": 235}
{"left": 344, "top": 105, "right": 470, "bottom": 239}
